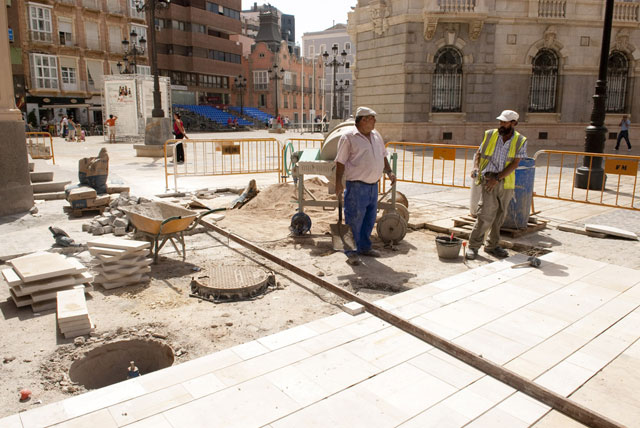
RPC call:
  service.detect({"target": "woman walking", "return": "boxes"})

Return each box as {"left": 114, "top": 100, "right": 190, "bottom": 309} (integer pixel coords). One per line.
{"left": 173, "top": 113, "right": 187, "bottom": 163}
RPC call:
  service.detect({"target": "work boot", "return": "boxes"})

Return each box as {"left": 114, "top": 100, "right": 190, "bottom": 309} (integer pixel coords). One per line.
{"left": 360, "top": 249, "right": 381, "bottom": 258}
{"left": 346, "top": 254, "right": 362, "bottom": 266}
{"left": 465, "top": 248, "right": 478, "bottom": 260}
{"left": 485, "top": 246, "right": 509, "bottom": 258}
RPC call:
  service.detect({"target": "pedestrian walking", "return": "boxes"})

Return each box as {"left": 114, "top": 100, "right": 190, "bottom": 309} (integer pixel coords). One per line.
{"left": 466, "top": 110, "right": 528, "bottom": 260}
{"left": 173, "top": 112, "right": 187, "bottom": 163}
{"left": 615, "top": 115, "right": 632, "bottom": 151}
{"left": 335, "top": 107, "right": 396, "bottom": 266}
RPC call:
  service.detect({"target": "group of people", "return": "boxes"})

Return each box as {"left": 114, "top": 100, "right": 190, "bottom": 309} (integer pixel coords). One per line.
{"left": 59, "top": 115, "right": 85, "bottom": 142}
{"left": 335, "top": 106, "right": 528, "bottom": 266}
{"left": 268, "top": 115, "right": 289, "bottom": 129}
{"left": 227, "top": 117, "right": 239, "bottom": 129}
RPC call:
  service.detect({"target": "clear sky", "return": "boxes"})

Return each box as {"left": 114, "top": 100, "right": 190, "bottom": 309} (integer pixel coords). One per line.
{"left": 241, "top": 0, "right": 358, "bottom": 45}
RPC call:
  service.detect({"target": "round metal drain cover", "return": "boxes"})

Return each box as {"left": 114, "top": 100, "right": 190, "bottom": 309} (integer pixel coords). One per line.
{"left": 190, "top": 266, "right": 274, "bottom": 302}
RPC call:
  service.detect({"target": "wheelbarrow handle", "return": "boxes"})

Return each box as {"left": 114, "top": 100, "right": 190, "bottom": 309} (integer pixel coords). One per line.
{"left": 188, "top": 208, "right": 227, "bottom": 231}
{"left": 158, "top": 215, "right": 183, "bottom": 237}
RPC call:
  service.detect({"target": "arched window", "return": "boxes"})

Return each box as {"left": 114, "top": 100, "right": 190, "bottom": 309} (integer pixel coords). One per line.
{"left": 607, "top": 51, "right": 629, "bottom": 113}
{"left": 432, "top": 47, "right": 463, "bottom": 112}
{"left": 528, "top": 49, "right": 559, "bottom": 112}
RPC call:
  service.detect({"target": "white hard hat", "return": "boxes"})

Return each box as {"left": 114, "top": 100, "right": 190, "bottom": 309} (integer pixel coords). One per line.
{"left": 496, "top": 110, "right": 519, "bottom": 122}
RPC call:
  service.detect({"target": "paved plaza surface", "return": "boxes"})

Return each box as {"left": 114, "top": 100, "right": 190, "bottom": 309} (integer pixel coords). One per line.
{"left": 1, "top": 130, "right": 640, "bottom": 426}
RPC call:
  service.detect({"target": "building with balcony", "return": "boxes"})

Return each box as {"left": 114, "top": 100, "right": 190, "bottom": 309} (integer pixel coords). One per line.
{"left": 302, "top": 24, "right": 355, "bottom": 119}
{"left": 154, "top": 0, "right": 243, "bottom": 106}
{"left": 8, "top": 0, "right": 150, "bottom": 131}
{"left": 238, "top": 12, "right": 324, "bottom": 125}
{"left": 349, "top": 0, "right": 640, "bottom": 147}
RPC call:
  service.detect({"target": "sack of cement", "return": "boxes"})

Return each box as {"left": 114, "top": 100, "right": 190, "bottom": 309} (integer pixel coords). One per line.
{"left": 79, "top": 148, "right": 109, "bottom": 194}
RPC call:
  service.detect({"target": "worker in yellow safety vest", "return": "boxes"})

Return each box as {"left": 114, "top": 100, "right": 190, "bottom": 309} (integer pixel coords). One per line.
{"left": 466, "top": 110, "right": 528, "bottom": 260}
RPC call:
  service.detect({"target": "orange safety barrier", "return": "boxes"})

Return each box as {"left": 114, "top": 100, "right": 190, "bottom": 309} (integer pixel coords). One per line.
{"left": 25, "top": 132, "right": 55, "bottom": 164}
{"left": 382, "top": 142, "right": 479, "bottom": 192}
{"left": 533, "top": 150, "right": 640, "bottom": 211}
{"left": 163, "top": 138, "right": 282, "bottom": 192}
{"left": 280, "top": 138, "right": 324, "bottom": 183}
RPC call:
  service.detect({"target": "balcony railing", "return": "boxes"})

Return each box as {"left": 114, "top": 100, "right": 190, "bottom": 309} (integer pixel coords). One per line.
{"left": 439, "top": 0, "right": 476, "bottom": 13}
{"left": 538, "top": 0, "right": 566, "bottom": 18}
{"left": 58, "top": 0, "right": 76, "bottom": 5}
{"left": 82, "top": 0, "right": 101, "bottom": 10}
{"left": 29, "top": 30, "right": 53, "bottom": 44}
{"left": 106, "top": 0, "right": 123, "bottom": 14}
{"left": 614, "top": 1, "right": 640, "bottom": 22}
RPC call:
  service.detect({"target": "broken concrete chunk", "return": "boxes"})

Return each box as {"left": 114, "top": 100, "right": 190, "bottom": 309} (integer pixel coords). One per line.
{"left": 96, "top": 217, "right": 110, "bottom": 226}
{"left": 114, "top": 227, "right": 126, "bottom": 236}
{"left": 91, "top": 226, "right": 105, "bottom": 236}
{"left": 113, "top": 218, "right": 127, "bottom": 228}
{"left": 111, "top": 209, "right": 124, "bottom": 218}
{"left": 103, "top": 226, "right": 113, "bottom": 234}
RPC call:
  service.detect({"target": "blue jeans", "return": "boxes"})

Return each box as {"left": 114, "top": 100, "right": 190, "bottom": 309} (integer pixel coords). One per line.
{"left": 616, "top": 130, "right": 631, "bottom": 149}
{"left": 343, "top": 181, "right": 378, "bottom": 256}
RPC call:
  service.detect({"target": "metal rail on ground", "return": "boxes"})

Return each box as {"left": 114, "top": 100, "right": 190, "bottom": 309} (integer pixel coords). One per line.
{"left": 163, "top": 138, "right": 282, "bottom": 191}
{"left": 198, "top": 217, "right": 623, "bottom": 428}
{"left": 25, "top": 132, "right": 55, "bottom": 164}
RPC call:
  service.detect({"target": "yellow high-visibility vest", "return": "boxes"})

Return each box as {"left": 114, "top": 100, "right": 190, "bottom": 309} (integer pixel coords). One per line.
{"left": 477, "top": 129, "right": 527, "bottom": 189}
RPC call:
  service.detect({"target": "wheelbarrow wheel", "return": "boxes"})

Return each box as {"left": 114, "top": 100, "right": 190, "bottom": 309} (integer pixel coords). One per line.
{"left": 290, "top": 212, "right": 312, "bottom": 236}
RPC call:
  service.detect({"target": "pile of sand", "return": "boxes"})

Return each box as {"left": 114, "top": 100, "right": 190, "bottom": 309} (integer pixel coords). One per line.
{"left": 241, "top": 178, "right": 334, "bottom": 213}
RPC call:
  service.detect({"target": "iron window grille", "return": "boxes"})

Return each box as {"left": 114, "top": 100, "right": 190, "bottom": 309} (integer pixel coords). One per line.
{"left": 528, "top": 49, "right": 559, "bottom": 112}
{"left": 432, "top": 47, "right": 463, "bottom": 112}
{"left": 606, "top": 51, "right": 629, "bottom": 113}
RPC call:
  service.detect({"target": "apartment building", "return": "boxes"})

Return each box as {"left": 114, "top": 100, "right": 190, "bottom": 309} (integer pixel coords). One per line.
{"left": 302, "top": 24, "right": 355, "bottom": 119}
{"left": 155, "top": 0, "right": 243, "bottom": 106}
{"left": 350, "top": 0, "right": 640, "bottom": 146}
{"left": 9, "top": 0, "right": 150, "bottom": 130}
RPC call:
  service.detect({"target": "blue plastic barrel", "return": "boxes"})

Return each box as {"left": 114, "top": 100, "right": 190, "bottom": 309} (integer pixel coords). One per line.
{"left": 503, "top": 157, "right": 535, "bottom": 229}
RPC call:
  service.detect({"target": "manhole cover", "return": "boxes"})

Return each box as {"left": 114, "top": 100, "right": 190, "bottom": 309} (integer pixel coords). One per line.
{"left": 190, "top": 266, "right": 275, "bottom": 302}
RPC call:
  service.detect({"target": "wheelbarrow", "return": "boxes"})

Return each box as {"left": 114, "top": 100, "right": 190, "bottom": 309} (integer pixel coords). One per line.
{"left": 121, "top": 201, "right": 224, "bottom": 263}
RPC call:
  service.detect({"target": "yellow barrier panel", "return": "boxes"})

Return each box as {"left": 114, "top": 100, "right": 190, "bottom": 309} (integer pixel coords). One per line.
{"left": 25, "top": 132, "right": 55, "bottom": 164}
{"left": 533, "top": 150, "right": 640, "bottom": 211}
{"left": 382, "top": 142, "right": 479, "bottom": 192}
{"left": 280, "top": 138, "right": 324, "bottom": 183}
{"left": 163, "top": 138, "right": 282, "bottom": 192}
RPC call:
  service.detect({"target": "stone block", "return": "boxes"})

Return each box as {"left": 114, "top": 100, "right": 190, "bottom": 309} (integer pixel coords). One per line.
{"left": 91, "top": 227, "right": 105, "bottom": 235}
{"left": 143, "top": 117, "right": 173, "bottom": 146}
{"left": 103, "top": 226, "right": 113, "bottom": 234}
{"left": 96, "top": 216, "right": 112, "bottom": 226}
{"left": 114, "top": 227, "right": 126, "bottom": 236}
{"left": 0, "top": 120, "right": 34, "bottom": 216}
{"left": 342, "top": 301, "right": 365, "bottom": 316}
{"left": 82, "top": 224, "right": 91, "bottom": 232}
{"left": 113, "top": 218, "right": 127, "bottom": 228}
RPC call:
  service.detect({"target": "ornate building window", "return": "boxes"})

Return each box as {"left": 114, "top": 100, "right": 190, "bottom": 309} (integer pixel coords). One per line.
{"left": 432, "top": 47, "right": 463, "bottom": 112}
{"left": 607, "top": 51, "right": 629, "bottom": 113}
{"left": 529, "top": 49, "right": 559, "bottom": 112}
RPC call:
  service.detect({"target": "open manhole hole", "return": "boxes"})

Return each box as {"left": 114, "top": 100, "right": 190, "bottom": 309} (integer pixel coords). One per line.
{"left": 190, "top": 265, "right": 275, "bottom": 302}
{"left": 69, "top": 339, "right": 174, "bottom": 389}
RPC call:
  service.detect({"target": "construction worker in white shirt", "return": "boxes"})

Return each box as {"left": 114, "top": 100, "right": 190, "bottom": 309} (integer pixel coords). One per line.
{"left": 466, "top": 110, "right": 527, "bottom": 260}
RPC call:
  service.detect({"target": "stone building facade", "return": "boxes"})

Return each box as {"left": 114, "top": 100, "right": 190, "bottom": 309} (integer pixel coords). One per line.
{"left": 348, "top": 0, "right": 640, "bottom": 147}
{"left": 302, "top": 24, "right": 355, "bottom": 119}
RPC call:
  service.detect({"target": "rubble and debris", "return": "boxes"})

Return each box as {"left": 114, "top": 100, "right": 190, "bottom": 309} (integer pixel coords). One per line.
{"left": 230, "top": 180, "right": 259, "bottom": 209}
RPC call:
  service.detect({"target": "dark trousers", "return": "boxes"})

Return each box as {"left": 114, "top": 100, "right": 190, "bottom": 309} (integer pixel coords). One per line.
{"left": 616, "top": 130, "right": 631, "bottom": 149}
{"left": 175, "top": 134, "right": 185, "bottom": 162}
{"left": 343, "top": 181, "right": 378, "bottom": 256}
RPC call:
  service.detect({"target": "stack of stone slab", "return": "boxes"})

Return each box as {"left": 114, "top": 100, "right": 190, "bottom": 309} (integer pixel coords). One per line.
{"left": 65, "top": 185, "right": 111, "bottom": 212}
{"left": 1, "top": 252, "right": 93, "bottom": 312}
{"left": 56, "top": 288, "right": 95, "bottom": 339}
{"left": 88, "top": 237, "right": 152, "bottom": 290}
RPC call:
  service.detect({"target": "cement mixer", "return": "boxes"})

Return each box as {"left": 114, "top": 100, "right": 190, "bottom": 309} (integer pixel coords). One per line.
{"left": 284, "top": 119, "right": 409, "bottom": 244}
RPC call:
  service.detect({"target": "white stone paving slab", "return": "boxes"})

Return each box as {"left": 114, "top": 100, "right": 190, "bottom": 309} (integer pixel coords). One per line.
{"left": 11, "top": 252, "right": 640, "bottom": 428}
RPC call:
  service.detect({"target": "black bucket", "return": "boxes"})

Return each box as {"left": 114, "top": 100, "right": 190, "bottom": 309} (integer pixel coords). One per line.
{"left": 435, "top": 236, "right": 462, "bottom": 259}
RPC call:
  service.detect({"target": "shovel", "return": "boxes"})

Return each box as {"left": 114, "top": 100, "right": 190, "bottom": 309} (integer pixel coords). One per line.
{"left": 331, "top": 196, "right": 355, "bottom": 251}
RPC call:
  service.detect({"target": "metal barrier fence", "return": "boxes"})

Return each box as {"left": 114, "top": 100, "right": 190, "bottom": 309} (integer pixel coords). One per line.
{"left": 164, "top": 138, "right": 281, "bottom": 191}
{"left": 25, "top": 132, "right": 55, "bottom": 164}
{"left": 382, "top": 142, "right": 478, "bottom": 192}
{"left": 533, "top": 150, "right": 640, "bottom": 211}
{"left": 280, "top": 138, "right": 324, "bottom": 183}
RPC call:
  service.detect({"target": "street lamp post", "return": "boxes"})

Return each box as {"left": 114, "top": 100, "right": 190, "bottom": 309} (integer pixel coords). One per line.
{"left": 268, "top": 64, "right": 284, "bottom": 119}
{"left": 322, "top": 46, "right": 347, "bottom": 120}
{"left": 117, "top": 29, "right": 146, "bottom": 74}
{"left": 234, "top": 75, "right": 247, "bottom": 116}
{"left": 575, "top": 0, "right": 615, "bottom": 190}
{"left": 335, "top": 79, "right": 349, "bottom": 119}
{"left": 133, "top": 0, "right": 170, "bottom": 118}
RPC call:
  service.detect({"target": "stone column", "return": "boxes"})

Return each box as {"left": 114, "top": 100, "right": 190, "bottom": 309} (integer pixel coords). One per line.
{"left": 0, "top": 0, "right": 34, "bottom": 216}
